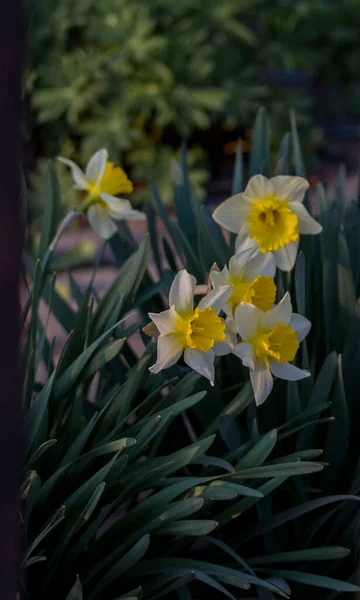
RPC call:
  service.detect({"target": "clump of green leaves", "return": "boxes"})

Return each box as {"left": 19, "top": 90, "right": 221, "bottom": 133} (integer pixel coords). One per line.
{"left": 26, "top": 0, "right": 360, "bottom": 210}
{"left": 21, "top": 111, "right": 360, "bottom": 599}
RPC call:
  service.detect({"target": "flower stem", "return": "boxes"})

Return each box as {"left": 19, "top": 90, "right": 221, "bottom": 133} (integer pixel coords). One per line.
{"left": 49, "top": 209, "right": 81, "bottom": 252}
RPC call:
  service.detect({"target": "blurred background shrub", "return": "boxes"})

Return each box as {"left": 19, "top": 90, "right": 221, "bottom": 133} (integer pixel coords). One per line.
{"left": 25, "top": 0, "right": 360, "bottom": 208}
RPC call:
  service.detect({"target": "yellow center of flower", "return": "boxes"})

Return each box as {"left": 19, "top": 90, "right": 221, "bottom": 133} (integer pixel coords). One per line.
{"left": 175, "top": 307, "right": 226, "bottom": 352}
{"left": 229, "top": 274, "right": 276, "bottom": 313}
{"left": 247, "top": 196, "right": 299, "bottom": 252}
{"left": 87, "top": 162, "right": 133, "bottom": 198}
{"left": 248, "top": 322, "right": 299, "bottom": 364}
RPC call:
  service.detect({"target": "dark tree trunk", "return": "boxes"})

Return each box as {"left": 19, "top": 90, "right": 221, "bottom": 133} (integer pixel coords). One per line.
{"left": 0, "top": 1, "right": 24, "bottom": 598}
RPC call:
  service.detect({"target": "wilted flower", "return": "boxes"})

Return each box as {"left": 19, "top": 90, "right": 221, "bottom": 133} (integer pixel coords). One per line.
{"left": 213, "top": 174, "right": 322, "bottom": 271}
{"left": 58, "top": 149, "right": 146, "bottom": 239}
{"left": 232, "top": 292, "right": 311, "bottom": 405}
{"left": 210, "top": 247, "right": 276, "bottom": 318}
{"left": 147, "top": 269, "right": 232, "bottom": 385}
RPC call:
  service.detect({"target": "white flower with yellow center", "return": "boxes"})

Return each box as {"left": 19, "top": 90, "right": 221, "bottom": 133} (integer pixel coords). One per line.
{"left": 58, "top": 149, "right": 146, "bottom": 239}
{"left": 148, "top": 270, "right": 233, "bottom": 385}
{"left": 233, "top": 292, "right": 311, "bottom": 405}
{"left": 210, "top": 247, "right": 277, "bottom": 319}
{"left": 212, "top": 174, "right": 322, "bottom": 271}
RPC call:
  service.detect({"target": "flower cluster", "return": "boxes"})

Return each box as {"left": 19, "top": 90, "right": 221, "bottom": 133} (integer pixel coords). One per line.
{"left": 147, "top": 174, "right": 322, "bottom": 405}
{"left": 57, "top": 152, "right": 321, "bottom": 406}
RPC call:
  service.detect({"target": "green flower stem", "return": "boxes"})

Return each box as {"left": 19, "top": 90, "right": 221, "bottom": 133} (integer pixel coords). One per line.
{"left": 41, "top": 209, "right": 81, "bottom": 276}
{"left": 49, "top": 209, "right": 81, "bottom": 252}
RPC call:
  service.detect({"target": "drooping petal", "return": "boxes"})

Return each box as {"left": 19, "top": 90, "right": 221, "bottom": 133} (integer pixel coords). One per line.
{"left": 289, "top": 313, "right": 311, "bottom": 342}
{"left": 57, "top": 157, "right": 88, "bottom": 189}
{"left": 260, "top": 292, "right": 292, "bottom": 330}
{"left": 87, "top": 204, "right": 117, "bottom": 239}
{"left": 85, "top": 149, "right": 108, "bottom": 186}
{"left": 244, "top": 174, "right": 273, "bottom": 200}
{"left": 273, "top": 238, "right": 299, "bottom": 272}
{"left": 169, "top": 270, "right": 196, "bottom": 316}
{"left": 198, "top": 285, "right": 233, "bottom": 314}
{"left": 250, "top": 362, "right": 274, "bottom": 406}
{"left": 104, "top": 199, "right": 146, "bottom": 221}
{"left": 271, "top": 175, "right": 309, "bottom": 203}
{"left": 100, "top": 192, "right": 132, "bottom": 217}
{"left": 212, "top": 194, "right": 252, "bottom": 233}
{"left": 149, "top": 334, "right": 184, "bottom": 374}
{"left": 234, "top": 302, "right": 263, "bottom": 340}
{"left": 229, "top": 247, "right": 258, "bottom": 278}
{"left": 270, "top": 359, "right": 311, "bottom": 381}
{"left": 149, "top": 306, "right": 179, "bottom": 335}
{"left": 184, "top": 347, "right": 215, "bottom": 385}
{"left": 243, "top": 252, "right": 276, "bottom": 280}
{"left": 210, "top": 266, "right": 230, "bottom": 288}
{"left": 290, "top": 202, "right": 323, "bottom": 234}
{"left": 233, "top": 341, "right": 255, "bottom": 369}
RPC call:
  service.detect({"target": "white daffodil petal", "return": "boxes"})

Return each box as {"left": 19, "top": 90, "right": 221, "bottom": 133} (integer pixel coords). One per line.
{"left": 198, "top": 285, "right": 233, "bottom": 314}
{"left": 229, "top": 247, "right": 258, "bottom": 278}
{"left": 235, "top": 226, "right": 259, "bottom": 254}
{"left": 184, "top": 347, "right": 215, "bottom": 385}
{"left": 289, "top": 313, "right": 311, "bottom": 342}
{"left": 273, "top": 239, "right": 299, "bottom": 272}
{"left": 57, "top": 157, "right": 88, "bottom": 189}
{"left": 215, "top": 324, "right": 238, "bottom": 356}
{"left": 119, "top": 209, "right": 147, "bottom": 221}
{"left": 234, "top": 302, "right": 263, "bottom": 340}
{"left": 260, "top": 292, "right": 292, "bottom": 330}
{"left": 87, "top": 204, "right": 117, "bottom": 239}
{"left": 149, "top": 334, "right": 184, "bottom": 374}
{"left": 210, "top": 266, "right": 230, "bottom": 288}
{"left": 100, "top": 195, "right": 132, "bottom": 219}
{"left": 169, "top": 270, "right": 196, "bottom": 316}
{"left": 149, "top": 306, "right": 179, "bottom": 335}
{"left": 270, "top": 360, "right": 311, "bottom": 381}
{"left": 243, "top": 252, "right": 276, "bottom": 280}
{"left": 103, "top": 196, "right": 146, "bottom": 220}
{"left": 233, "top": 342, "right": 255, "bottom": 369}
{"left": 250, "top": 362, "right": 274, "bottom": 406}
{"left": 86, "top": 149, "right": 108, "bottom": 186}
{"left": 244, "top": 174, "right": 273, "bottom": 200}
{"left": 212, "top": 194, "right": 252, "bottom": 233}
{"left": 271, "top": 175, "right": 309, "bottom": 203}
{"left": 214, "top": 341, "right": 233, "bottom": 356}
{"left": 290, "top": 202, "right": 323, "bottom": 235}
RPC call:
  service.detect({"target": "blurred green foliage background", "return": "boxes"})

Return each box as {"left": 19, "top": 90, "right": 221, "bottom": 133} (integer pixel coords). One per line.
{"left": 25, "top": 0, "right": 360, "bottom": 207}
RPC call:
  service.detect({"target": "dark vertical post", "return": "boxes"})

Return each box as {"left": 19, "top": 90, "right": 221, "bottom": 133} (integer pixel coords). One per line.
{"left": 0, "top": 1, "right": 24, "bottom": 599}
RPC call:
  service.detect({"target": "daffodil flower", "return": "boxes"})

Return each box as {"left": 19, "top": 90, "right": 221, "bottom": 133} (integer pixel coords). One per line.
{"left": 58, "top": 149, "right": 146, "bottom": 239}
{"left": 213, "top": 174, "right": 322, "bottom": 271}
{"left": 232, "top": 292, "right": 311, "bottom": 405}
{"left": 148, "top": 269, "right": 233, "bottom": 385}
{"left": 210, "top": 247, "right": 276, "bottom": 318}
